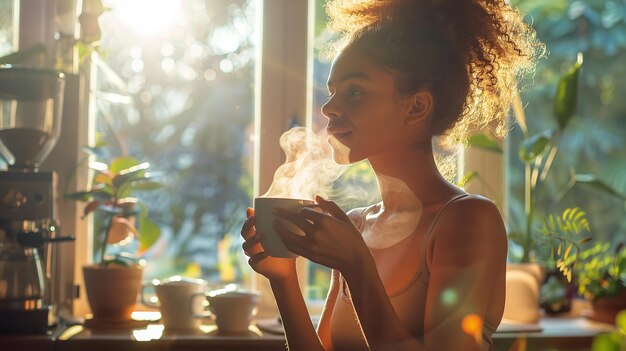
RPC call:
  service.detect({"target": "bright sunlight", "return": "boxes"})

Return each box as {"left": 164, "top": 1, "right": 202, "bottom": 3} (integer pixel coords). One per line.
{"left": 111, "top": 0, "right": 182, "bottom": 35}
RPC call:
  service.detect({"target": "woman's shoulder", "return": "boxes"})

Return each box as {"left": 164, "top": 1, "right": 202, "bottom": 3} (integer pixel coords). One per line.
{"left": 449, "top": 193, "right": 502, "bottom": 219}
{"left": 433, "top": 194, "right": 507, "bottom": 245}
{"left": 451, "top": 193, "right": 497, "bottom": 209}
{"left": 428, "top": 193, "right": 508, "bottom": 265}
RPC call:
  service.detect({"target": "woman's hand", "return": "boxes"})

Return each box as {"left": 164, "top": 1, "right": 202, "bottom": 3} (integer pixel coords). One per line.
{"left": 241, "top": 208, "right": 297, "bottom": 283}
{"left": 274, "top": 195, "right": 370, "bottom": 273}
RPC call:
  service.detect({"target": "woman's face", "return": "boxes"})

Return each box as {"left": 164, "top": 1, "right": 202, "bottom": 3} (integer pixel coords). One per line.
{"left": 322, "top": 47, "right": 412, "bottom": 164}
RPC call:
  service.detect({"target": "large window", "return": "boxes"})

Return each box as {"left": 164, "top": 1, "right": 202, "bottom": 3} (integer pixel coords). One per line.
{"left": 93, "top": 0, "right": 257, "bottom": 285}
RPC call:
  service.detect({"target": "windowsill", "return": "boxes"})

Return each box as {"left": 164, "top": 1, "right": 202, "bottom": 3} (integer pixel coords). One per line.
{"left": 1, "top": 312, "right": 617, "bottom": 351}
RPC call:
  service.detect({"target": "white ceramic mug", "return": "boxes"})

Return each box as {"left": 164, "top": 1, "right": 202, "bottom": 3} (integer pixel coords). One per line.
{"left": 141, "top": 275, "right": 209, "bottom": 329}
{"left": 254, "top": 197, "right": 319, "bottom": 258}
{"left": 192, "top": 287, "right": 260, "bottom": 333}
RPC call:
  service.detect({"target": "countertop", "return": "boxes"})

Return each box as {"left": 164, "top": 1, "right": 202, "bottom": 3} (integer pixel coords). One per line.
{"left": 0, "top": 313, "right": 617, "bottom": 351}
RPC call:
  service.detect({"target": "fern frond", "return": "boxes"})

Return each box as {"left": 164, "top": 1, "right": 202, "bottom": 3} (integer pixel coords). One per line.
{"left": 564, "top": 243, "right": 573, "bottom": 260}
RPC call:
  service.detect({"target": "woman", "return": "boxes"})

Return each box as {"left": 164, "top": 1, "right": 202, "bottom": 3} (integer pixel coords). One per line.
{"left": 241, "top": 0, "right": 543, "bottom": 350}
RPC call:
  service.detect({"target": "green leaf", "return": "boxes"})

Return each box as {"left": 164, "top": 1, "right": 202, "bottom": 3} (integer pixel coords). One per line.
{"left": 112, "top": 162, "right": 150, "bottom": 188}
{"left": 616, "top": 310, "right": 626, "bottom": 332}
{"left": 130, "top": 180, "right": 164, "bottom": 191}
{"left": 576, "top": 174, "right": 626, "bottom": 201}
{"left": 457, "top": 171, "right": 478, "bottom": 188}
{"left": 591, "top": 332, "right": 620, "bottom": 351}
{"left": 563, "top": 208, "right": 572, "bottom": 221}
{"left": 553, "top": 54, "right": 582, "bottom": 131}
{"left": 564, "top": 243, "right": 573, "bottom": 260}
{"left": 519, "top": 130, "right": 554, "bottom": 162}
{"left": 65, "top": 190, "right": 95, "bottom": 201}
{"left": 110, "top": 157, "right": 140, "bottom": 175}
{"left": 138, "top": 215, "right": 160, "bottom": 251}
{"left": 64, "top": 188, "right": 112, "bottom": 202}
{"left": 467, "top": 134, "right": 503, "bottom": 153}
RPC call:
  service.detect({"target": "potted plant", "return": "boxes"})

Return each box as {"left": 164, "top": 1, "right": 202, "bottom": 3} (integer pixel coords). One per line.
{"left": 537, "top": 207, "right": 593, "bottom": 314}
{"left": 66, "top": 152, "right": 162, "bottom": 324}
{"left": 500, "top": 206, "right": 592, "bottom": 322}
{"left": 564, "top": 242, "right": 626, "bottom": 325}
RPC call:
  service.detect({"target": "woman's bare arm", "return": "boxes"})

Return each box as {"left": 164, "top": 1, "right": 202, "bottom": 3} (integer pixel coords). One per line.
{"left": 316, "top": 269, "right": 340, "bottom": 351}
{"left": 242, "top": 208, "right": 324, "bottom": 351}
{"left": 422, "top": 196, "right": 507, "bottom": 350}
{"left": 269, "top": 270, "right": 325, "bottom": 351}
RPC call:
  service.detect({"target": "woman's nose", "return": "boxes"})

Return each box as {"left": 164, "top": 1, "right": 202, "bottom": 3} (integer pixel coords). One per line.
{"left": 321, "top": 98, "right": 338, "bottom": 120}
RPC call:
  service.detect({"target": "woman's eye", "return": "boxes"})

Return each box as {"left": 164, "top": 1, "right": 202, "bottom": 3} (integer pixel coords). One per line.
{"left": 349, "top": 88, "right": 362, "bottom": 97}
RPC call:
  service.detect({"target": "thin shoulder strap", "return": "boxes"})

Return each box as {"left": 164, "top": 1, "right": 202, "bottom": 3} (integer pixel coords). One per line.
{"left": 419, "top": 193, "right": 470, "bottom": 275}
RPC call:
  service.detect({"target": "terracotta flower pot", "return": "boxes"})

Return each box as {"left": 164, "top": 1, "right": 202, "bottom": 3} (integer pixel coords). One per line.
{"left": 587, "top": 289, "right": 626, "bottom": 325}
{"left": 83, "top": 264, "right": 143, "bottom": 323}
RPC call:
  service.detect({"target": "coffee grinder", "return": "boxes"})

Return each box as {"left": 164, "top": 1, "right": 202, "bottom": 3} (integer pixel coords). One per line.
{"left": 0, "top": 66, "right": 73, "bottom": 333}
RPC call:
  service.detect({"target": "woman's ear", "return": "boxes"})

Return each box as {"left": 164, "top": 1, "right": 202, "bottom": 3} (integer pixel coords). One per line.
{"left": 404, "top": 90, "right": 433, "bottom": 126}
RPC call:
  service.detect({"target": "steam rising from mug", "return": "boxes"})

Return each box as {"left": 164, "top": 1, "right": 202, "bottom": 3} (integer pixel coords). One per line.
{"left": 263, "top": 127, "right": 347, "bottom": 199}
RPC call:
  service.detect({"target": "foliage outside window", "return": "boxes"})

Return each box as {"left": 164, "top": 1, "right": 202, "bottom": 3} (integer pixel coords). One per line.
{"left": 507, "top": 0, "right": 626, "bottom": 261}
{"left": 93, "top": 0, "right": 257, "bottom": 285}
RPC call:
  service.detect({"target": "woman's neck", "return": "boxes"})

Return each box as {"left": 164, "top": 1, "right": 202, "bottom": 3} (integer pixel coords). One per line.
{"left": 369, "top": 141, "right": 460, "bottom": 212}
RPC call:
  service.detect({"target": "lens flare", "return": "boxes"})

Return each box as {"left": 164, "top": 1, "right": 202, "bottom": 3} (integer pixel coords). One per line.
{"left": 441, "top": 289, "right": 458, "bottom": 306}
{"left": 461, "top": 314, "right": 483, "bottom": 346}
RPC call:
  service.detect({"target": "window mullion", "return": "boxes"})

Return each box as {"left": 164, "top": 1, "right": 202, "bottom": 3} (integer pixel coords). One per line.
{"left": 254, "top": 0, "right": 312, "bottom": 318}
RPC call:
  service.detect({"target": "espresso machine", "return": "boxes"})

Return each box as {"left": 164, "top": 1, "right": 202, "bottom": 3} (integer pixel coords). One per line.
{"left": 0, "top": 66, "right": 73, "bottom": 333}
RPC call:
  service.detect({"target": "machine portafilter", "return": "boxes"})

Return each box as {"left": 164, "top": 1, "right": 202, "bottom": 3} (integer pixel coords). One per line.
{"left": 0, "top": 66, "right": 74, "bottom": 334}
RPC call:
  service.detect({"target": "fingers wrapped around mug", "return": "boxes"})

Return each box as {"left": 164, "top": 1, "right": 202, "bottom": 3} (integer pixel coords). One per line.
{"left": 314, "top": 195, "right": 349, "bottom": 221}
{"left": 248, "top": 251, "right": 269, "bottom": 266}
{"left": 272, "top": 208, "right": 316, "bottom": 233}
{"left": 241, "top": 210, "right": 256, "bottom": 240}
{"left": 273, "top": 217, "right": 311, "bottom": 257}
{"left": 242, "top": 233, "right": 264, "bottom": 257}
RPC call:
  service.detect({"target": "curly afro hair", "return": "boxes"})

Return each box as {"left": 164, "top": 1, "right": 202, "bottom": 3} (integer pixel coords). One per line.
{"left": 326, "top": 0, "right": 545, "bottom": 145}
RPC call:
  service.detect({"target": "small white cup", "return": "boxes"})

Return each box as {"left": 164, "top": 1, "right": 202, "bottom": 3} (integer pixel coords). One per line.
{"left": 141, "top": 276, "right": 209, "bottom": 329}
{"left": 193, "top": 287, "right": 260, "bottom": 333}
{"left": 254, "top": 197, "right": 318, "bottom": 258}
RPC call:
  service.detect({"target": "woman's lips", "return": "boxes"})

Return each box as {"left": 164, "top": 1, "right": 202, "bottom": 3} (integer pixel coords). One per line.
{"left": 327, "top": 128, "right": 352, "bottom": 140}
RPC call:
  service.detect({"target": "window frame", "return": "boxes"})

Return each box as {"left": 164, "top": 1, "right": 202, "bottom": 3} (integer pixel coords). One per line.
{"left": 253, "top": 0, "right": 318, "bottom": 318}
